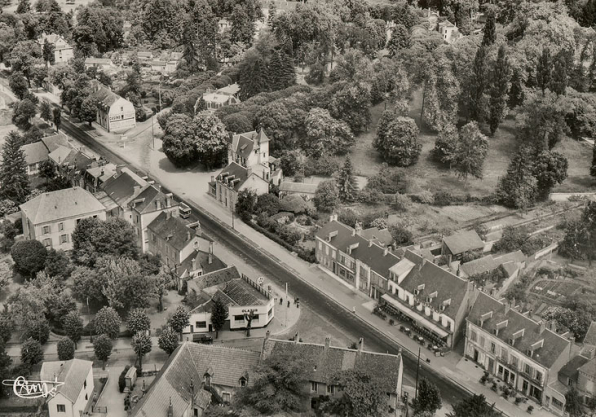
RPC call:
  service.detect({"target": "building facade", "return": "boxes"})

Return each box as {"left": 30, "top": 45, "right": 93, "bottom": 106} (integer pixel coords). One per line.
{"left": 38, "top": 33, "right": 74, "bottom": 65}
{"left": 41, "top": 359, "right": 94, "bottom": 417}
{"left": 20, "top": 187, "right": 106, "bottom": 250}
{"left": 90, "top": 81, "right": 136, "bottom": 133}
{"left": 466, "top": 292, "right": 572, "bottom": 415}
{"left": 210, "top": 162, "right": 270, "bottom": 212}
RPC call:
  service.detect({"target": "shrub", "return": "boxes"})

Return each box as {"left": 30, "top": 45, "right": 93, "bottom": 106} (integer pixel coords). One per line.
{"left": 389, "top": 225, "right": 413, "bottom": 245}
{"left": 411, "top": 191, "right": 434, "bottom": 204}
{"left": 11, "top": 240, "right": 48, "bottom": 278}
{"left": 391, "top": 194, "right": 411, "bottom": 212}
{"left": 433, "top": 191, "right": 453, "bottom": 206}
{"left": 338, "top": 209, "right": 359, "bottom": 228}
{"left": 279, "top": 226, "right": 301, "bottom": 246}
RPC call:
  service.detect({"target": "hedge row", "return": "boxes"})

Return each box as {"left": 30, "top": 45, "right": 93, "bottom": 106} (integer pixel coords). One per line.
{"left": 247, "top": 220, "right": 316, "bottom": 264}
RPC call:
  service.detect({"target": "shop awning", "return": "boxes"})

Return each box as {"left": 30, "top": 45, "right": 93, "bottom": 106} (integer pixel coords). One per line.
{"left": 381, "top": 294, "right": 450, "bottom": 338}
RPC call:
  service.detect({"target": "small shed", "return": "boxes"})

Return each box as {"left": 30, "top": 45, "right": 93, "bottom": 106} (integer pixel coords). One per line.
{"left": 125, "top": 366, "right": 137, "bottom": 391}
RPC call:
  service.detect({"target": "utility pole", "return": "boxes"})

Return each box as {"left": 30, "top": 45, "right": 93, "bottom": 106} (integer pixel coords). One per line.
{"left": 414, "top": 347, "right": 421, "bottom": 400}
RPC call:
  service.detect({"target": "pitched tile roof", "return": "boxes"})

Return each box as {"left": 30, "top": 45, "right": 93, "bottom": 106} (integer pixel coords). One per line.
{"left": 131, "top": 343, "right": 260, "bottom": 417}
{"left": 229, "top": 130, "right": 269, "bottom": 159}
{"left": 85, "top": 58, "right": 113, "bottom": 65}
{"left": 21, "top": 141, "right": 49, "bottom": 165}
{"left": 361, "top": 227, "right": 393, "bottom": 247}
{"left": 468, "top": 292, "right": 571, "bottom": 369}
{"left": 178, "top": 249, "right": 227, "bottom": 278}
{"left": 315, "top": 220, "right": 401, "bottom": 280}
{"left": 558, "top": 355, "right": 589, "bottom": 382}
{"left": 40, "top": 359, "right": 92, "bottom": 404}
{"left": 494, "top": 250, "right": 526, "bottom": 264}
{"left": 221, "top": 279, "right": 269, "bottom": 306}
{"left": 460, "top": 255, "right": 499, "bottom": 277}
{"left": 216, "top": 162, "right": 249, "bottom": 191}
{"left": 90, "top": 80, "right": 127, "bottom": 108}
{"left": 399, "top": 261, "right": 469, "bottom": 320}
{"left": 443, "top": 230, "right": 484, "bottom": 255}
{"left": 147, "top": 211, "right": 201, "bottom": 252}
{"left": 187, "top": 266, "right": 241, "bottom": 295}
{"left": 579, "top": 357, "right": 596, "bottom": 378}
{"left": 41, "top": 133, "right": 69, "bottom": 152}
{"left": 130, "top": 185, "right": 176, "bottom": 214}
{"left": 85, "top": 163, "right": 117, "bottom": 181}
{"left": 261, "top": 339, "right": 402, "bottom": 393}
{"left": 48, "top": 145, "right": 73, "bottom": 165}
{"left": 583, "top": 321, "right": 596, "bottom": 346}
{"left": 279, "top": 181, "right": 318, "bottom": 194}
{"left": 101, "top": 168, "right": 148, "bottom": 208}
{"left": 20, "top": 187, "right": 105, "bottom": 225}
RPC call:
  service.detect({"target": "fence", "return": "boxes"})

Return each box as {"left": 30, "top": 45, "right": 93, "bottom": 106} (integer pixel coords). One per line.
{"left": 241, "top": 273, "right": 271, "bottom": 299}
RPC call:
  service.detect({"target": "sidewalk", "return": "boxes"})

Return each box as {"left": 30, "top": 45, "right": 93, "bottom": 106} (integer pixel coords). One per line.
{"left": 30, "top": 88, "right": 556, "bottom": 417}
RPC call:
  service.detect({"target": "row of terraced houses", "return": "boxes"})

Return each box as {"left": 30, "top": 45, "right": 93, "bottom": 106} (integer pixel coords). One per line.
{"left": 314, "top": 215, "right": 596, "bottom": 416}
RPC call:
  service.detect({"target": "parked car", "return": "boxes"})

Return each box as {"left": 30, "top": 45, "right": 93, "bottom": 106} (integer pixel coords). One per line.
{"left": 193, "top": 334, "right": 213, "bottom": 345}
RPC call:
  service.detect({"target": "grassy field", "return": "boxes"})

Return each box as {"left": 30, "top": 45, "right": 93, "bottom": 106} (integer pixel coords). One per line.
{"left": 350, "top": 89, "right": 595, "bottom": 197}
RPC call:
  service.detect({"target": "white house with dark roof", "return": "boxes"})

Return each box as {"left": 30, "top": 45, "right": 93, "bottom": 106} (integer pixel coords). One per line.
{"left": 209, "top": 161, "right": 270, "bottom": 212}
{"left": 466, "top": 292, "right": 573, "bottom": 415}
{"left": 40, "top": 359, "right": 94, "bottom": 417}
{"left": 20, "top": 187, "right": 106, "bottom": 250}
{"left": 89, "top": 80, "right": 136, "bottom": 132}
{"left": 183, "top": 272, "right": 274, "bottom": 334}
{"left": 130, "top": 342, "right": 260, "bottom": 417}
{"left": 261, "top": 335, "right": 403, "bottom": 414}
{"left": 37, "top": 33, "right": 74, "bottom": 65}
{"left": 84, "top": 57, "right": 116, "bottom": 71}
{"left": 198, "top": 84, "right": 241, "bottom": 112}
{"left": 278, "top": 181, "right": 318, "bottom": 200}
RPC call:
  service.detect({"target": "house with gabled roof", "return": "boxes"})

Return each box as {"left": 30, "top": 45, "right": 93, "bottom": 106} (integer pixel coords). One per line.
{"left": 130, "top": 342, "right": 261, "bottom": 417}
{"left": 84, "top": 57, "right": 115, "bottom": 71}
{"left": 89, "top": 80, "right": 136, "bottom": 132}
{"left": 261, "top": 335, "right": 404, "bottom": 414}
{"left": 442, "top": 229, "right": 485, "bottom": 263}
{"left": 41, "top": 359, "right": 94, "bottom": 417}
{"left": 37, "top": 33, "right": 74, "bottom": 65}
{"left": 209, "top": 161, "right": 270, "bottom": 212}
{"left": 314, "top": 215, "right": 404, "bottom": 299}
{"left": 381, "top": 259, "right": 477, "bottom": 348}
{"left": 466, "top": 292, "right": 573, "bottom": 415}
{"left": 184, "top": 273, "right": 275, "bottom": 335}
{"left": 98, "top": 167, "right": 148, "bottom": 219}
{"left": 21, "top": 141, "right": 49, "bottom": 175}
{"left": 146, "top": 210, "right": 214, "bottom": 270}
{"left": 82, "top": 162, "right": 118, "bottom": 193}
{"left": 198, "top": 84, "right": 241, "bottom": 112}
{"left": 48, "top": 145, "right": 95, "bottom": 183}
{"left": 20, "top": 187, "right": 106, "bottom": 250}
{"left": 41, "top": 133, "right": 69, "bottom": 153}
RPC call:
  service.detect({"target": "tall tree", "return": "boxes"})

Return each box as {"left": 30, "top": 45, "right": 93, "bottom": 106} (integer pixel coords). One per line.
{"left": 62, "top": 311, "right": 83, "bottom": 348}
{"left": 16, "top": 0, "right": 31, "bottom": 13}
{"left": 93, "top": 334, "right": 112, "bottom": 370}
{"left": 168, "top": 306, "right": 190, "bottom": 341}
{"left": 158, "top": 327, "right": 179, "bottom": 355}
{"left": 238, "top": 53, "right": 270, "bottom": 101}
{"left": 236, "top": 351, "right": 310, "bottom": 414}
{"left": 9, "top": 72, "right": 29, "bottom": 100}
{"left": 591, "top": 143, "right": 596, "bottom": 178}
{"left": 94, "top": 306, "right": 121, "bottom": 339}
{"left": 303, "top": 108, "right": 354, "bottom": 157}
{"left": 536, "top": 47, "right": 553, "bottom": 95}
{"left": 468, "top": 46, "right": 489, "bottom": 123}
{"left": 0, "top": 131, "right": 30, "bottom": 204}
{"left": 533, "top": 151, "right": 568, "bottom": 200}
{"left": 322, "top": 369, "right": 389, "bottom": 417}
{"left": 373, "top": 116, "right": 421, "bottom": 167}
{"left": 57, "top": 337, "right": 75, "bottom": 360}
{"left": 489, "top": 45, "right": 511, "bottom": 135}
{"left": 127, "top": 309, "right": 151, "bottom": 335}
{"left": 10, "top": 41, "right": 43, "bottom": 87}
{"left": 131, "top": 333, "right": 152, "bottom": 372}
{"left": 230, "top": 3, "right": 255, "bottom": 46}
{"left": 481, "top": 12, "right": 496, "bottom": 46}
{"left": 496, "top": 147, "right": 538, "bottom": 210}
{"left": 508, "top": 67, "right": 524, "bottom": 110}
{"left": 447, "top": 394, "right": 500, "bottom": 417}
{"left": 21, "top": 338, "right": 43, "bottom": 365}
{"left": 453, "top": 122, "right": 489, "bottom": 180}
{"left": 314, "top": 180, "right": 339, "bottom": 212}
{"left": 0, "top": 339, "right": 12, "bottom": 395}
{"left": 412, "top": 377, "right": 442, "bottom": 416}
{"left": 337, "top": 156, "right": 357, "bottom": 203}
{"left": 42, "top": 39, "right": 55, "bottom": 66}
{"left": 211, "top": 298, "right": 227, "bottom": 339}
{"left": 52, "top": 107, "right": 61, "bottom": 132}
{"left": 432, "top": 123, "right": 459, "bottom": 168}
{"left": 550, "top": 50, "right": 568, "bottom": 95}
{"left": 387, "top": 24, "right": 411, "bottom": 56}
{"left": 12, "top": 99, "right": 37, "bottom": 130}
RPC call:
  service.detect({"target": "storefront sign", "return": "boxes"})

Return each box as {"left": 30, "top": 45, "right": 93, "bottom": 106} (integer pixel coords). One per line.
{"left": 1, "top": 376, "right": 64, "bottom": 399}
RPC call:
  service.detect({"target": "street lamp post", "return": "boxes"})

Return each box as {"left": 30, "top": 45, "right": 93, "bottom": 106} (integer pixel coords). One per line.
{"left": 414, "top": 347, "right": 421, "bottom": 400}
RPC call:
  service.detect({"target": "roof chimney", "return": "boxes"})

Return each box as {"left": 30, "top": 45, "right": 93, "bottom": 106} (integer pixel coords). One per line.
{"left": 247, "top": 166, "right": 252, "bottom": 177}
{"left": 383, "top": 247, "right": 388, "bottom": 256}
{"left": 208, "top": 241, "right": 213, "bottom": 264}
{"left": 539, "top": 321, "right": 546, "bottom": 334}
{"left": 358, "top": 337, "right": 364, "bottom": 352}
{"left": 355, "top": 222, "right": 362, "bottom": 235}
{"left": 324, "top": 337, "right": 330, "bottom": 350}
{"left": 165, "top": 193, "right": 172, "bottom": 208}
{"left": 265, "top": 330, "right": 270, "bottom": 341}
{"left": 167, "top": 397, "right": 173, "bottom": 417}
{"left": 186, "top": 230, "right": 191, "bottom": 241}
{"left": 191, "top": 255, "right": 196, "bottom": 271}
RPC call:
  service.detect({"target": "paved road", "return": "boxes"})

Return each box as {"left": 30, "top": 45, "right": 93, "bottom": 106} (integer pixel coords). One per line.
{"left": 58, "top": 112, "right": 470, "bottom": 406}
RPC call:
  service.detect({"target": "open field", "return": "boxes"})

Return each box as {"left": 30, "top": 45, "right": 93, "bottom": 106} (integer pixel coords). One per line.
{"left": 350, "top": 89, "right": 595, "bottom": 197}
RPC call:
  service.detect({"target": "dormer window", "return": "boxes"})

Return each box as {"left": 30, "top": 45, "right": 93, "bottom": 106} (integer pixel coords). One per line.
{"left": 204, "top": 370, "right": 212, "bottom": 387}
{"left": 239, "top": 377, "right": 247, "bottom": 387}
